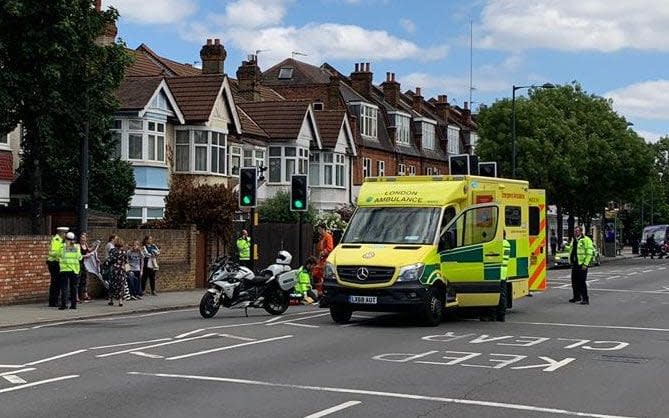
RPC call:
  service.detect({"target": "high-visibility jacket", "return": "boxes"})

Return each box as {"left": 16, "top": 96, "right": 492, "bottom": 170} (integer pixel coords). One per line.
{"left": 47, "top": 234, "right": 64, "bottom": 262}
{"left": 294, "top": 266, "right": 312, "bottom": 295}
{"left": 501, "top": 239, "right": 511, "bottom": 280}
{"left": 59, "top": 243, "right": 82, "bottom": 274}
{"left": 236, "top": 237, "right": 250, "bottom": 261}
{"left": 565, "top": 235, "right": 594, "bottom": 267}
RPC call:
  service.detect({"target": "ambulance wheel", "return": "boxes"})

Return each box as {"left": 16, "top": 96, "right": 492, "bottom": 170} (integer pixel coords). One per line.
{"left": 330, "top": 305, "right": 352, "bottom": 324}
{"left": 495, "top": 281, "right": 508, "bottom": 322}
{"left": 422, "top": 287, "right": 444, "bottom": 327}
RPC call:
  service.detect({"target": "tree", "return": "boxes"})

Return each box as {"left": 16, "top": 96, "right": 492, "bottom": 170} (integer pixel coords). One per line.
{"left": 0, "top": 0, "right": 133, "bottom": 232}
{"left": 163, "top": 177, "right": 237, "bottom": 242}
{"left": 476, "top": 82, "right": 653, "bottom": 239}
{"left": 257, "top": 191, "right": 316, "bottom": 224}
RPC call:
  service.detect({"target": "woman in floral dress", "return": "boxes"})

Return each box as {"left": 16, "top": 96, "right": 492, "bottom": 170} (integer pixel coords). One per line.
{"left": 106, "top": 238, "right": 128, "bottom": 307}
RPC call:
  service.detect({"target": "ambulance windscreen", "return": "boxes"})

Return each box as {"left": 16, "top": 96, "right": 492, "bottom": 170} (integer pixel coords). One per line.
{"left": 342, "top": 207, "right": 440, "bottom": 245}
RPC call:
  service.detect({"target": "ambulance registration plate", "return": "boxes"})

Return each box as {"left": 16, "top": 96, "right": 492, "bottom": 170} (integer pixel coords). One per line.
{"left": 349, "top": 295, "right": 377, "bottom": 304}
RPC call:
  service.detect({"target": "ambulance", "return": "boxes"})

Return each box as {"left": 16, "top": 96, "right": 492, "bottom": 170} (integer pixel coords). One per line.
{"left": 322, "top": 175, "right": 547, "bottom": 326}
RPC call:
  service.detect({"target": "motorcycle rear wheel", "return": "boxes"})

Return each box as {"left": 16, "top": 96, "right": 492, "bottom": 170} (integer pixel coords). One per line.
{"left": 199, "top": 292, "right": 220, "bottom": 318}
{"left": 264, "top": 287, "right": 289, "bottom": 315}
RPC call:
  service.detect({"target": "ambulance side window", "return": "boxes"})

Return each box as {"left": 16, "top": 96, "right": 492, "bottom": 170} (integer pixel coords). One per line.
{"left": 442, "top": 207, "right": 456, "bottom": 229}
{"left": 440, "top": 206, "right": 499, "bottom": 250}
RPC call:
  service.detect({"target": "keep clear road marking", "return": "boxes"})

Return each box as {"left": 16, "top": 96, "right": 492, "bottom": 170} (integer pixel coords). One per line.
{"left": 165, "top": 335, "right": 294, "bottom": 361}
{"left": 304, "top": 401, "right": 362, "bottom": 418}
{"left": 2, "top": 375, "right": 27, "bottom": 384}
{"left": 0, "top": 375, "right": 79, "bottom": 394}
{"left": 175, "top": 329, "right": 205, "bottom": 339}
{"left": 89, "top": 338, "right": 173, "bottom": 350}
{"left": 130, "top": 351, "right": 164, "bottom": 359}
{"left": 0, "top": 368, "right": 36, "bottom": 377}
{"left": 96, "top": 333, "right": 218, "bottom": 358}
{"left": 23, "top": 349, "right": 88, "bottom": 366}
{"left": 127, "top": 372, "right": 634, "bottom": 418}
{"left": 266, "top": 313, "right": 329, "bottom": 327}
{"left": 512, "top": 321, "right": 669, "bottom": 333}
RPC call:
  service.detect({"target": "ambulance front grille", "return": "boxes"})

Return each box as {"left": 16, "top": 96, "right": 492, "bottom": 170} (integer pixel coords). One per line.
{"left": 337, "top": 266, "right": 396, "bottom": 284}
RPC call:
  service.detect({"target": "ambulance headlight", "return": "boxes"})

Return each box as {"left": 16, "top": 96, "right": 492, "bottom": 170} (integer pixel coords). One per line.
{"left": 397, "top": 263, "right": 425, "bottom": 282}
{"left": 324, "top": 262, "right": 337, "bottom": 282}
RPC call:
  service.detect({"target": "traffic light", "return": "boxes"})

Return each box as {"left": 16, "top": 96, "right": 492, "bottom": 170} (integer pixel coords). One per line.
{"left": 239, "top": 167, "right": 257, "bottom": 208}
{"left": 290, "top": 174, "right": 308, "bottom": 211}
{"left": 449, "top": 154, "right": 479, "bottom": 175}
{"left": 479, "top": 162, "right": 498, "bottom": 178}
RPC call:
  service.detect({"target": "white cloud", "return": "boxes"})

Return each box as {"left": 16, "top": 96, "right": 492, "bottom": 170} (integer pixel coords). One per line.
{"left": 402, "top": 72, "right": 508, "bottom": 103}
{"left": 213, "top": 0, "right": 288, "bottom": 29}
{"left": 478, "top": 0, "right": 669, "bottom": 52}
{"left": 104, "top": 0, "right": 197, "bottom": 24}
{"left": 399, "top": 18, "right": 416, "bottom": 34}
{"left": 635, "top": 130, "right": 666, "bottom": 144}
{"left": 605, "top": 80, "right": 669, "bottom": 120}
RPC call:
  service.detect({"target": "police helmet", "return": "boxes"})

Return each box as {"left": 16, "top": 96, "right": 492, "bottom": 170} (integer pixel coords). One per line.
{"left": 65, "top": 232, "right": 76, "bottom": 241}
{"left": 276, "top": 250, "right": 292, "bottom": 265}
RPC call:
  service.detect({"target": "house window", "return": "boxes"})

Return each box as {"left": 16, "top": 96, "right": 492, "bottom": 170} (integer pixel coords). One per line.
{"left": 335, "top": 154, "right": 345, "bottom": 186}
{"left": 229, "top": 145, "right": 242, "bottom": 175}
{"left": 111, "top": 118, "right": 165, "bottom": 163}
{"left": 408, "top": 165, "right": 416, "bottom": 176}
{"left": 376, "top": 160, "right": 385, "bottom": 177}
{"left": 469, "top": 131, "right": 479, "bottom": 151}
{"left": 394, "top": 113, "right": 411, "bottom": 145}
{"left": 313, "top": 102, "right": 324, "bottom": 111}
{"left": 448, "top": 125, "right": 461, "bottom": 154}
{"left": 397, "top": 163, "right": 406, "bottom": 176}
{"left": 0, "top": 133, "right": 8, "bottom": 146}
{"left": 360, "top": 104, "right": 378, "bottom": 139}
{"left": 363, "top": 158, "right": 372, "bottom": 178}
{"left": 243, "top": 149, "right": 265, "bottom": 168}
{"left": 422, "top": 121, "right": 436, "bottom": 149}
{"left": 434, "top": 168, "right": 440, "bottom": 175}
{"left": 268, "top": 146, "right": 308, "bottom": 184}
{"left": 174, "top": 129, "right": 227, "bottom": 174}
{"left": 278, "top": 68, "right": 294, "bottom": 79}
{"left": 426, "top": 167, "right": 433, "bottom": 175}
{"left": 309, "top": 153, "right": 320, "bottom": 185}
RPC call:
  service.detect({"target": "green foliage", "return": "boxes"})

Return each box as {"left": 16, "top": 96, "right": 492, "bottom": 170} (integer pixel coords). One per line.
{"left": 0, "top": 0, "right": 133, "bottom": 227}
{"left": 334, "top": 203, "right": 355, "bottom": 223}
{"left": 258, "top": 190, "right": 316, "bottom": 224}
{"left": 163, "top": 177, "right": 237, "bottom": 242}
{"left": 314, "top": 211, "right": 347, "bottom": 231}
{"left": 477, "top": 82, "right": 653, "bottom": 221}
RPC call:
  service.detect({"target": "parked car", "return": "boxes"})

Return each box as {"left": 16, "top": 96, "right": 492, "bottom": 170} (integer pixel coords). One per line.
{"left": 553, "top": 247, "right": 601, "bottom": 268}
{"left": 639, "top": 225, "right": 669, "bottom": 258}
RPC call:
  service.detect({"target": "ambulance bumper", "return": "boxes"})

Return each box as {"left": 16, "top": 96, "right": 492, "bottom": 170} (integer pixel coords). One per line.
{"left": 323, "top": 281, "right": 428, "bottom": 312}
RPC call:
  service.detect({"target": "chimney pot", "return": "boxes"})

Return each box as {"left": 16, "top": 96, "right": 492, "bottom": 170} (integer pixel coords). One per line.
{"left": 207, "top": 38, "right": 213, "bottom": 45}
{"left": 464, "top": 101, "right": 469, "bottom": 110}
{"left": 95, "top": 0, "right": 101, "bottom": 11}
{"left": 214, "top": 38, "right": 220, "bottom": 45}
{"left": 365, "top": 62, "right": 370, "bottom": 72}
{"left": 355, "top": 63, "right": 360, "bottom": 72}
{"left": 416, "top": 87, "right": 422, "bottom": 97}
{"left": 391, "top": 73, "right": 395, "bottom": 82}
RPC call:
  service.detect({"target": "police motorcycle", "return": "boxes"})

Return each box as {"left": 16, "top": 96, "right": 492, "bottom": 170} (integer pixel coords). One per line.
{"left": 199, "top": 250, "right": 297, "bottom": 319}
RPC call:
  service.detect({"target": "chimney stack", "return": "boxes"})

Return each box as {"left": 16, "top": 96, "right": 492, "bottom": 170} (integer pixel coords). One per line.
{"left": 236, "top": 54, "right": 261, "bottom": 101}
{"left": 462, "top": 101, "right": 472, "bottom": 122}
{"left": 200, "top": 38, "right": 227, "bottom": 74}
{"left": 94, "top": 0, "right": 118, "bottom": 46}
{"left": 327, "top": 75, "right": 343, "bottom": 110}
{"left": 434, "top": 94, "right": 451, "bottom": 121}
{"left": 381, "top": 71, "right": 400, "bottom": 107}
{"left": 350, "top": 62, "right": 373, "bottom": 98}
{"left": 412, "top": 87, "right": 423, "bottom": 113}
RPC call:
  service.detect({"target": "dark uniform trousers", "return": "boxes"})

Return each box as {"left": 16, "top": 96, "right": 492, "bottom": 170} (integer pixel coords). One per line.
{"left": 571, "top": 265, "right": 589, "bottom": 302}
{"left": 60, "top": 271, "right": 80, "bottom": 309}
{"left": 47, "top": 261, "right": 61, "bottom": 307}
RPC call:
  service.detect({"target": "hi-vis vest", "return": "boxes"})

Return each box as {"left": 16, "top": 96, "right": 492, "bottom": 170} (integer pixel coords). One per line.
{"left": 501, "top": 239, "right": 511, "bottom": 280}
{"left": 566, "top": 235, "right": 594, "bottom": 267}
{"left": 236, "top": 237, "right": 250, "bottom": 261}
{"left": 295, "top": 267, "right": 312, "bottom": 295}
{"left": 48, "top": 235, "right": 64, "bottom": 262}
{"left": 59, "top": 244, "right": 82, "bottom": 274}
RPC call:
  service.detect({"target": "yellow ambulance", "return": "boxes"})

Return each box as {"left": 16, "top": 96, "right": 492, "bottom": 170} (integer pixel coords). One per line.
{"left": 323, "top": 175, "right": 547, "bottom": 326}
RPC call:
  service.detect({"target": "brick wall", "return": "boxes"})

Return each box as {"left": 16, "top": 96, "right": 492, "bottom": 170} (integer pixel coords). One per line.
{"left": 0, "top": 226, "right": 199, "bottom": 305}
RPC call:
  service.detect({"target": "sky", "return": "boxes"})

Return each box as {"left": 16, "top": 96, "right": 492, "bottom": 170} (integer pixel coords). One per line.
{"left": 103, "top": 0, "right": 669, "bottom": 143}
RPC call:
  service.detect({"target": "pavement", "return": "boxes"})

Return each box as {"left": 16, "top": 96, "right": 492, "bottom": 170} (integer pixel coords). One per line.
{"left": 0, "top": 247, "right": 640, "bottom": 330}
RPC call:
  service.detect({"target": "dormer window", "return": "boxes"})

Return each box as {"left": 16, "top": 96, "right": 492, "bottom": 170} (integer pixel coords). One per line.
{"left": 417, "top": 118, "right": 436, "bottom": 150}
{"left": 389, "top": 111, "right": 411, "bottom": 145}
{"left": 360, "top": 104, "right": 377, "bottom": 139}
{"left": 447, "top": 125, "right": 461, "bottom": 154}
{"left": 278, "top": 67, "right": 294, "bottom": 79}
{"left": 313, "top": 102, "right": 324, "bottom": 111}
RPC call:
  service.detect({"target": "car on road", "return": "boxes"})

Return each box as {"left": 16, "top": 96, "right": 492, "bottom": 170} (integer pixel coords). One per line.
{"left": 553, "top": 247, "right": 600, "bottom": 268}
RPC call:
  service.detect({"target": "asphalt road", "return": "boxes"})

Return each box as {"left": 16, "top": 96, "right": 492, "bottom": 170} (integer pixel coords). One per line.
{"left": 1, "top": 257, "right": 668, "bottom": 418}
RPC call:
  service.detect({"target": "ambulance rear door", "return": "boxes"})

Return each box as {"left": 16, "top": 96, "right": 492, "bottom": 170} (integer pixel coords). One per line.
{"left": 528, "top": 189, "right": 547, "bottom": 291}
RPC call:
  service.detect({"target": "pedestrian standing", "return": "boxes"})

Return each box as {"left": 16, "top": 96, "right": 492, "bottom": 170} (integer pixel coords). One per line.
{"left": 104, "top": 234, "right": 118, "bottom": 260}
{"left": 126, "top": 240, "right": 144, "bottom": 299}
{"left": 77, "top": 232, "right": 92, "bottom": 303}
{"left": 550, "top": 229, "right": 557, "bottom": 256}
{"left": 236, "top": 229, "right": 251, "bottom": 269}
{"left": 312, "top": 223, "right": 334, "bottom": 297}
{"left": 141, "top": 235, "right": 160, "bottom": 296}
{"left": 106, "top": 238, "right": 127, "bottom": 307}
{"left": 47, "top": 227, "right": 69, "bottom": 307}
{"left": 57, "top": 232, "right": 82, "bottom": 310}
{"left": 567, "top": 226, "right": 595, "bottom": 305}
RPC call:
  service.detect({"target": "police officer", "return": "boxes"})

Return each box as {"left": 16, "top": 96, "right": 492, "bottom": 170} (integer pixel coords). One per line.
{"left": 566, "top": 226, "right": 595, "bottom": 305}
{"left": 58, "top": 232, "right": 83, "bottom": 310}
{"left": 236, "top": 229, "right": 251, "bottom": 269}
{"left": 47, "top": 227, "right": 69, "bottom": 307}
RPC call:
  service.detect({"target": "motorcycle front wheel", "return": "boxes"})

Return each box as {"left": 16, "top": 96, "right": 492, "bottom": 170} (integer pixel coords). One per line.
{"left": 199, "top": 291, "right": 220, "bottom": 318}
{"left": 264, "top": 287, "right": 289, "bottom": 315}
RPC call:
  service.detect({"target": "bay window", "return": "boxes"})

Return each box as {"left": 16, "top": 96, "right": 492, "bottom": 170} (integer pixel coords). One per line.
{"left": 174, "top": 129, "right": 227, "bottom": 174}
{"left": 268, "top": 146, "right": 308, "bottom": 183}
{"left": 111, "top": 118, "right": 166, "bottom": 163}
{"left": 309, "top": 152, "right": 345, "bottom": 187}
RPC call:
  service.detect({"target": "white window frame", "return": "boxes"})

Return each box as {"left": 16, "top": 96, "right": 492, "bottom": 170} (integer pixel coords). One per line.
{"left": 111, "top": 118, "right": 166, "bottom": 164}
{"left": 268, "top": 145, "right": 308, "bottom": 184}
{"left": 426, "top": 167, "right": 433, "bottom": 175}
{"left": 421, "top": 120, "right": 436, "bottom": 150}
{"left": 389, "top": 112, "right": 411, "bottom": 145}
{"left": 309, "top": 151, "right": 345, "bottom": 188}
{"left": 376, "top": 160, "right": 385, "bottom": 177}
{"left": 448, "top": 125, "right": 461, "bottom": 155}
{"left": 408, "top": 165, "right": 416, "bottom": 176}
{"left": 434, "top": 167, "right": 440, "bottom": 175}
{"left": 397, "top": 163, "right": 406, "bottom": 176}
{"left": 0, "top": 133, "right": 8, "bottom": 148}
{"left": 229, "top": 145, "right": 242, "bottom": 176}
{"left": 174, "top": 128, "right": 227, "bottom": 175}
{"left": 363, "top": 158, "right": 372, "bottom": 178}
{"left": 360, "top": 104, "right": 378, "bottom": 139}
{"left": 127, "top": 207, "right": 164, "bottom": 223}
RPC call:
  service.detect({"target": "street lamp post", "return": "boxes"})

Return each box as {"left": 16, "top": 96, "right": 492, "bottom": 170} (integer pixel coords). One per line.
{"left": 511, "top": 83, "right": 555, "bottom": 178}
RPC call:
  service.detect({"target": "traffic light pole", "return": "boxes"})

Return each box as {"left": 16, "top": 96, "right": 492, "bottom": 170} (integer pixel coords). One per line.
{"left": 298, "top": 211, "right": 303, "bottom": 267}
{"left": 250, "top": 207, "right": 255, "bottom": 273}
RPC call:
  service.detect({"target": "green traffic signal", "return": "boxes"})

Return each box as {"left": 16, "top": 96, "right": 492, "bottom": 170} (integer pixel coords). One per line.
{"left": 293, "top": 200, "right": 304, "bottom": 209}
{"left": 242, "top": 195, "right": 252, "bottom": 205}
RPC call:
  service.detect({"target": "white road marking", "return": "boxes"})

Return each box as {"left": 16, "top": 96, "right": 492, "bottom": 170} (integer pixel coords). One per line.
{"left": 553, "top": 287, "right": 669, "bottom": 295}
{"left": 175, "top": 329, "right": 205, "bottom": 339}
{"left": 31, "top": 321, "right": 73, "bottom": 329}
{"left": 0, "top": 368, "right": 36, "bottom": 376}
{"left": 217, "top": 334, "right": 256, "bottom": 341}
{"left": 96, "top": 333, "right": 218, "bottom": 358}
{"left": 628, "top": 272, "right": 638, "bottom": 275}
{"left": 204, "top": 321, "right": 270, "bottom": 330}
{"left": 0, "top": 365, "right": 27, "bottom": 369}
{"left": 0, "top": 375, "right": 79, "bottom": 394}
{"left": 642, "top": 270, "right": 653, "bottom": 273}
{"left": 2, "top": 375, "right": 27, "bottom": 384}
{"left": 283, "top": 323, "right": 319, "bottom": 328}
{"left": 266, "top": 313, "right": 329, "bottom": 326}
{"left": 130, "top": 351, "right": 164, "bottom": 359}
{"left": 0, "top": 328, "right": 30, "bottom": 334}
{"left": 165, "top": 335, "right": 293, "bottom": 361}
{"left": 23, "top": 349, "right": 88, "bottom": 366}
{"left": 658, "top": 267, "right": 667, "bottom": 270}
{"left": 304, "top": 401, "right": 362, "bottom": 418}
{"left": 89, "top": 338, "right": 173, "bottom": 350}
{"left": 128, "top": 372, "right": 634, "bottom": 418}
{"left": 513, "top": 321, "right": 669, "bottom": 332}
{"left": 605, "top": 276, "right": 620, "bottom": 281}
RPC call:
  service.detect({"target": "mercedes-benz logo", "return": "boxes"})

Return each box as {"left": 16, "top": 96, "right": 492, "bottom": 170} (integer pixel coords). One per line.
{"left": 356, "top": 267, "right": 369, "bottom": 281}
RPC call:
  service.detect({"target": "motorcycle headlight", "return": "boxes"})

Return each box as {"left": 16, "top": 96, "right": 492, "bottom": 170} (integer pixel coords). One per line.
{"left": 396, "top": 263, "right": 425, "bottom": 282}
{"left": 324, "top": 262, "right": 337, "bottom": 282}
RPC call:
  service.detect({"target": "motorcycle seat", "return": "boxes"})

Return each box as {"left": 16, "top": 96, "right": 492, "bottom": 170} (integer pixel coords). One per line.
{"left": 249, "top": 275, "right": 269, "bottom": 283}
